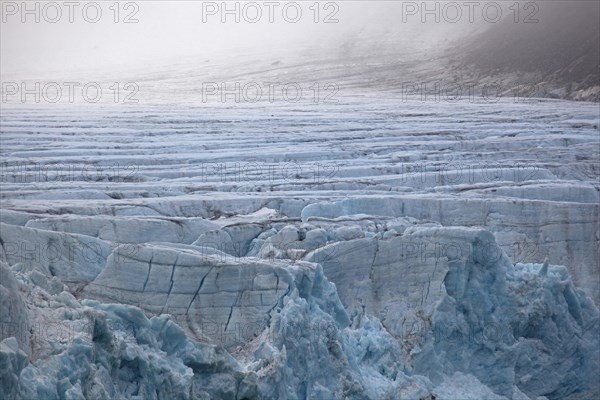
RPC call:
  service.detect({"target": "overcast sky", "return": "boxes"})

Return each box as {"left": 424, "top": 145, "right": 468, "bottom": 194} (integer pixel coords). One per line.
{"left": 2, "top": 1, "right": 507, "bottom": 78}
{"left": 3, "top": 0, "right": 576, "bottom": 83}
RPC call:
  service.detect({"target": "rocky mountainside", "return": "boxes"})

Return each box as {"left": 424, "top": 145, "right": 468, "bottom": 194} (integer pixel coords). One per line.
{"left": 450, "top": 0, "right": 600, "bottom": 101}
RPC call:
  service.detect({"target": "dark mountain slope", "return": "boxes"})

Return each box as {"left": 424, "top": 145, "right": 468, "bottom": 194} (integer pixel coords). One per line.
{"left": 456, "top": 0, "right": 599, "bottom": 100}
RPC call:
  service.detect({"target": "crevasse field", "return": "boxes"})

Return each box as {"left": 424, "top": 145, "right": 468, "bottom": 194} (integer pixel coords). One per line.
{"left": 1, "top": 1, "right": 600, "bottom": 399}
{"left": 1, "top": 95, "right": 599, "bottom": 399}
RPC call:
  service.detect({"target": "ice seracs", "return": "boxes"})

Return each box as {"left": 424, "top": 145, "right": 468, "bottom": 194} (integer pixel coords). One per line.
{"left": 1, "top": 97, "right": 598, "bottom": 399}
{"left": 539, "top": 256, "right": 549, "bottom": 277}
{"left": 2, "top": 222, "right": 598, "bottom": 399}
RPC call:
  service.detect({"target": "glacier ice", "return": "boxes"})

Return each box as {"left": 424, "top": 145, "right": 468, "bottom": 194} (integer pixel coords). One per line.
{"left": 1, "top": 99, "right": 599, "bottom": 399}
{"left": 2, "top": 222, "right": 599, "bottom": 399}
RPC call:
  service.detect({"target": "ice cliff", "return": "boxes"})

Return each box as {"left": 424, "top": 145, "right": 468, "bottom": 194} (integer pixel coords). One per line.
{"left": 2, "top": 221, "right": 598, "bottom": 399}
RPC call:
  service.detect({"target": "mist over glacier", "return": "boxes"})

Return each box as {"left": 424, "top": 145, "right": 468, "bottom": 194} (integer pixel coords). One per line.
{"left": 1, "top": 1, "right": 599, "bottom": 400}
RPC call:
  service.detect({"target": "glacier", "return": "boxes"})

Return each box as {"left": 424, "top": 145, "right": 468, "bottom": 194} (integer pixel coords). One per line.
{"left": 1, "top": 97, "right": 599, "bottom": 399}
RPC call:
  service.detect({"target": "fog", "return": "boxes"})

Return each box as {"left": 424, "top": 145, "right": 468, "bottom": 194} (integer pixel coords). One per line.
{"left": 1, "top": 1, "right": 494, "bottom": 79}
